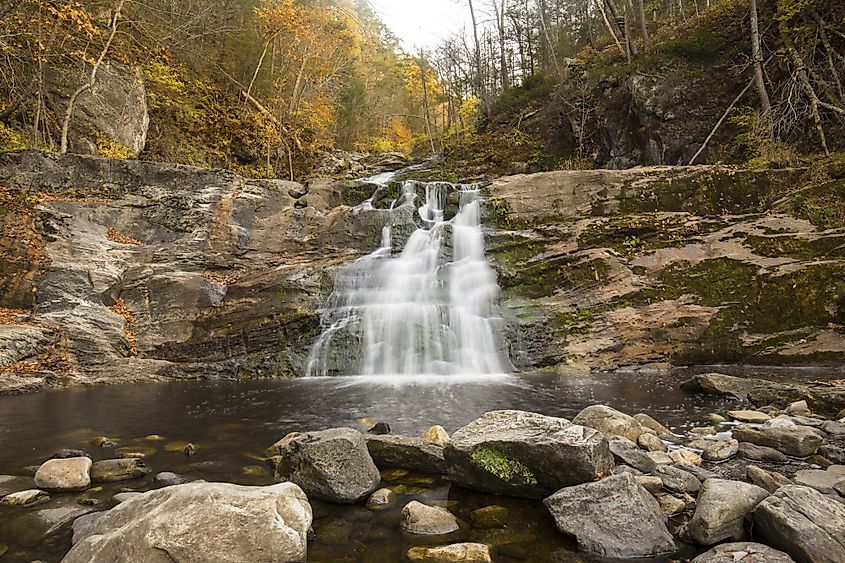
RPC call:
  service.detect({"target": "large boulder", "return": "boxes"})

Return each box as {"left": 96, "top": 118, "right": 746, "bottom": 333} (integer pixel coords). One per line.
{"left": 543, "top": 473, "right": 676, "bottom": 559}
{"left": 365, "top": 434, "right": 448, "bottom": 474}
{"left": 691, "top": 542, "right": 795, "bottom": 563}
{"left": 689, "top": 479, "right": 769, "bottom": 545}
{"left": 33, "top": 457, "right": 92, "bottom": 492}
{"left": 63, "top": 482, "right": 312, "bottom": 563}
{"left": 271, "top": 428, "right": 380, "bottom": 504}
{"left": 754, "top": 485, "right": 845, "bottom": 563}
{"left": 572, "top": 405, "right": 644, "bottom": 441}
{"left": 732, "top": 425, "right": 823, "bottom": 457}
{"left": 443, "top": 410, "right": 614, "bottom": 498}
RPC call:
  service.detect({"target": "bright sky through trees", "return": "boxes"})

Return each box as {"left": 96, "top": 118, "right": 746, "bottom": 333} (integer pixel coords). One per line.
{"left": 369, "top": 0, "right": 473, "bottom": 49}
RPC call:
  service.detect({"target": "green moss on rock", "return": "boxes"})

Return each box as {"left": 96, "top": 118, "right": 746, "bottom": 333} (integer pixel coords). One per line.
{"left": 470, "top": 446, "right": 538, "bottom": 485}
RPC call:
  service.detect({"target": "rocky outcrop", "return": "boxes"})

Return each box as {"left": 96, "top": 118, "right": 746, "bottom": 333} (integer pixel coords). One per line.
{"left": 45, "top": 63, "right": 149, "bottom": 157}
{"left": 64, "top": 482, "right": 312, "bottom": 563}
{"left": 754, "top": 485, "right": 845, "bottom": 563}
{"left": 443, "top": 410, "right": 614, "bottom": 498}
{"left": 543, "top": 473, "right": 676, "bottom": 559}
{"left": 271, "top": 428, "right": 380, "bottom": 504}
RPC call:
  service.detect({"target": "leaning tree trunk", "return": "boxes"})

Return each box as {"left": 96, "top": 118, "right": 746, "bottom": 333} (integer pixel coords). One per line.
{"left": 749, "top": 0, "right": 771, "bottom": 121}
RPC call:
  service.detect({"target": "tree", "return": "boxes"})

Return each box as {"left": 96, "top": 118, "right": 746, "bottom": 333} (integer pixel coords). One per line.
{"left": 748, "top": 0, "right": 771, "bottom": 129}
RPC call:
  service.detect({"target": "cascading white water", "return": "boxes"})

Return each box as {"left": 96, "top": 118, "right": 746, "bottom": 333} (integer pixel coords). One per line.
{"left": 306, "top": 180, "right": 509, "bottom": 377}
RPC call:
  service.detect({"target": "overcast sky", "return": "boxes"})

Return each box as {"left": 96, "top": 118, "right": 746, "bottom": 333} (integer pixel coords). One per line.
{"left": 368, "top": 0, "right": 475, "bottom": 51}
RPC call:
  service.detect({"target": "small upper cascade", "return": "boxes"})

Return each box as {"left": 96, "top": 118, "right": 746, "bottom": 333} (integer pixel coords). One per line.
{"left": 306, "top": 180, "right": 510, "bottom": 378}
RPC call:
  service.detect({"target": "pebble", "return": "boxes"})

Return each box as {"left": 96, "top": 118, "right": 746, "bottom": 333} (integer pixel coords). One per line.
{"left": 365, "top": 488, "right": 394, "bottom": 511}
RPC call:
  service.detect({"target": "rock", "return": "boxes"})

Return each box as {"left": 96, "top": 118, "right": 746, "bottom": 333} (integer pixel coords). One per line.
{"left": 443, "top": 410, "right": 614, "bottom": 498}
{"left": 609, "top": 436, "right": 657, "bottom": 473}
{"left": 738, "top": 442, "right": 788, "bottom": 463}
{"left": 732, "top": 425, "right": 822, "bottom": 457}
{"left": 52, "top": 449, "right": 90, "bottom": 460}
{"left": 7, "top": 501, "right": 93, "bottom": 547}
{"left": 572, "top": 405, "right": 644, "bottom": 441}
{"left": 365, "top": 488, "right": 394, "bottom": 511}
{"left": 669, "top": 449, "right": 702, "bottom": 466}
{"left": 470, "top": 505, "right": 508, "bottom": 528}
{"left": 793, "top": 470, "right": 845, "bottom": 495}
{"left": 115, "top": 446, "right": 156, "bottom": 459}
{"left": 638, "top": 433, "right": 668, "bottom": 452}
{"left": 365, "top": 434, "right": 448, "bottom": 474}
{"left": 675, "top": 462, "right": 717, "bottom": 481}
{"left": 407, "top": 543, "right": 492, "bottom": 563}
{"left": 785, "top": 400, "right": 811, "bottom": 416}
{"left": 654, "top": 492, "right": 687, "bottom": 515}
{"left": 422, "top": 425, "right": 450, "bottom": 446}
{"left": 654, "top": 465, "right": 701, "bottom": 494}
{"left": 634, "top": 413, "right": 673, "bottom": 436}
{"left": 90, "top": 458, "right": 149, "bottom": 483}
{"left": 646, "top": 451, "right": 674, "bottom": 465}
{"left": 636, "top": 475, "right": 664, "bottom": 493}
{"left": 0, "top": 489, "right": 49, "bottom": 506}
{"left": 728, "top": 410, "right": 772, "bottom": 424}
{"left": 754, "top": 485, "right": 845, "bottom": 563}
{"left": 747, "top": 466, "right": 793, "bottom": 494}
{"left": 92, "top": 437, "right": 119, "bottom": 448}
{"left": 272, "top": 428, "right": 380, "bottom": 504}
{"left": 400, "top": 501, "right": 460, "bottom": 537}
{"left": 819, "top": 444, "right": 845, "bottom": 464}
{"left": 691, "top": 426, "right": 718, "bottom": 436}
{"left": 613, "top": 464, "right": 643, "bottom": 475}
{"left": 367, "top": 421, "right": 391, "bottom": 435}
{"left": 543, "top": 473, "right": 676, "bottom": 559}
{"left": 64, "top": 482, "right": 311, "bottom": 563}
{"left": 822, "top": 420, "right": 845, "bottom": 436}
{"left": 702, "top": 439, "right": 739, "bottom": 462}
{"left": 691, "top": 542, "right": 796, "bottom": 563}
{"left": 707, "top": 413, "right": 728, "bottom": 424}
{"left": 71, "top": 512, "right": 104, "bottom": 545}
{"left": 0, "top": 475, "right": 36, "bottom": 497}
{"left": 34, "top": 457, "right": 92, "bottom": 492}
{"left": 113, "top": 492, "right": 143, "bottom": 504}
{"left": 154, "top": 472, "right": 185, "bottom": 486}
{"left": 829, "top": 465, "right": 845, "bottom": 475}
{"left": 689, "top": 479, "right": 769, "bottom": 545}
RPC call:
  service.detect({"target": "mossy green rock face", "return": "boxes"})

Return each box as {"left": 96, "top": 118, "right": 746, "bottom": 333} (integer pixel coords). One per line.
{"left": 444, "top": 410, "right": 614, "bottom": 498}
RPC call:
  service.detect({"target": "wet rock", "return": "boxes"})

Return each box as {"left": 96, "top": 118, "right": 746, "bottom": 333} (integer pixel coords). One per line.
{"left": 634, "top": 413, "right": 673, "bottom": 436}
{"left": 732, "top": 425, "right": 822, "bottom": 457}
{"left": 728, "top": 410, "right": 772, "bottom": 424}
{"left": 365, "top": 434, "right": 448, "bottom": 474}
{"left": 609, "top": 436, "right": 657, "bottom": 473}
{"left": 702, "top": 439, "right": 739, "bottom": 462}
{"left": 572, "top": 405, "right": 644, "bottom": 441}
{"left": 638, "top": 433, "right": 668, "bottom": 453}
{"left": 654, "top": 465, "right": 701, "bottom": 494}
{"left": 737, "top": 442, "right": 788, "bottom": 463}
{"left": 444, "top": 410, "right": 613, "bottom": 498}
{"left": 113, "top": 492, "right": 143, "bottom": 504}
{"left": 0, "top": 475, "right": 35, "bottom": 497}
{"left": 690, "top": 542, "right": 796, "bottom": 563}
{"left": 0, "top": 489, "right": 49, "bottom": 506}
{"left": 52, "top": 449, "right": 90, "bottom": 460}
{"left": 6, "top": 500, "right": 94, "bottom": 547}
{"left": 407, "top": 543, "right": 492, "bottom": 563}
{"left": 71, "top": 512, "right": 105, "bottom": 545}
{"left": 400, "top": 501, "right": 460, "bottom": 537}
{"left": 669, "top": 449, "right": 702, "bottom": 466}
{"left": 183, "top": 443, "right": 196, "bottom": 456}
{"left": 689, "top": 479, "right": 768, "bottom": 545}
{"left": 422, "top": 425, "right": 450, "bottom": 446}
{"left": 365, "top": 488, "right": 394, "bottom": 511}
{"left": 635, "top": 475, "right": 664, "bottom": 493}
{"left": 754, "top": 485, "right": 845, "bottom": 563}
{"left": 34, "top": 457, "right": 92, "bottom": 492}
{"left": 114, "top": 446, "right": 156, "bottom": 459}
{"left": 367, "top": 422, "right": 391, "bottom": 435}
{"left": 64, "top": 482, "right": 312, "bottom": 563}
{"left": 154, "top": 471, "right": 185, "bottom": 486}
{"left": 707, "top": 414, "right": 727, "bottom": 424}
{"left": 470, "top": 505, "right": 508, "bottom": 528}
{"left": 273, "top": 428, "right": 380, "bottom": 504}
{"left": 90, "top": 458, "right": 149, "bottom": 483}
{"left": 654, "top": 492, "right": 687, "bottom": 515}
{"left": 793, "top": 469, "right": 845, "bottom": 495}
{"left": 543, "top": 473, "right": 675, "bottom": 559}
{"left": 747, "top": 466, "right": 793, "bottom": 494}
{"left": 92, "top": 437, "right": 119, "bottom": 448}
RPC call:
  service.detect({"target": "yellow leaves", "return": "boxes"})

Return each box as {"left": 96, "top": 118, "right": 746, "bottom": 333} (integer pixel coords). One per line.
{"left": 45, "top": 1, "right": 100, "bottom": 39}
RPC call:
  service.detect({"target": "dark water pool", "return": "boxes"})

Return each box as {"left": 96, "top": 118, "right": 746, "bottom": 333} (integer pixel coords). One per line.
{"left": 0, "top": 370, "right": 786, "bottom": 562}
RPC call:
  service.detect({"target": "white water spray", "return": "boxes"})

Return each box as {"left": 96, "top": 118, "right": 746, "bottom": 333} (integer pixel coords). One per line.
{"left": 306, "top": 181, "right": 509, "bottom": 377}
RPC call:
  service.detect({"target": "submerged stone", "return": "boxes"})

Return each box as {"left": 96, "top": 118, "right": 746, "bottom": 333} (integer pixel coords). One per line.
{"left": 407, "top": 543, "right": 492, "bottom": 563}
{"left": 400, "top": 501, "right": 460, "bottom": 537}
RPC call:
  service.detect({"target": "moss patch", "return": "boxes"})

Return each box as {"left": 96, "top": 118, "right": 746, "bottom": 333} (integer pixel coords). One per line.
{"left": 470, "top": 446, "right": 538, "bottom": 485}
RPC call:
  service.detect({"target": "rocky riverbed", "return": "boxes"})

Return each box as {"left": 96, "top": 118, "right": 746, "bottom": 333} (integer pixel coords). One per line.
{"left": 1, "top": 374, "right": 844, "bottom": 562}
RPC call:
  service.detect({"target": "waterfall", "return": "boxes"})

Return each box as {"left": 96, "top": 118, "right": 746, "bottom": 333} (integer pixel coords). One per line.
{"left": 306, "top": 181, "right": 510, "bottom": 377}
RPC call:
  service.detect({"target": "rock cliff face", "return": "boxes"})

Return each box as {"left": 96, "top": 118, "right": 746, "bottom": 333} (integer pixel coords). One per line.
{"left": 0, "top": 152, "right": 843, "bottom": 394}
{"left": 486, "top": 166, "right": 845, "bottom": 371}
{"left": 0, "top": 151, "right": 395, "bottom": 393}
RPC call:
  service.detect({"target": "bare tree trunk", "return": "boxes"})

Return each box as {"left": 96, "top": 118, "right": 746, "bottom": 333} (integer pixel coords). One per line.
{"left": 246, "top": 40, "right": 270, "bottom": 98}
{"left": 636, "top": 0, "right": 649, "bottom": 51}
{"left": 595, "top": 0, "right": 625, "bottom": 55}
{"left": 749, "top": 0, "right": 771, "bottom": 118}
{"left": 467, "top": 0, "right": 484, "bottom": 100}
{"left": 539, "top": 0, "right": 563, "bottom": 79}
{"left": 494, "top": 0, "right": 509, "bottom": 91}
{"left": 288, "top": 47, "right": 310, "bottom": 115}
{"left": 60, "top": 0, "right": 126, "bottom": 154}
{"left": 419, "top": 52, "right": 436, "bottom": 155}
